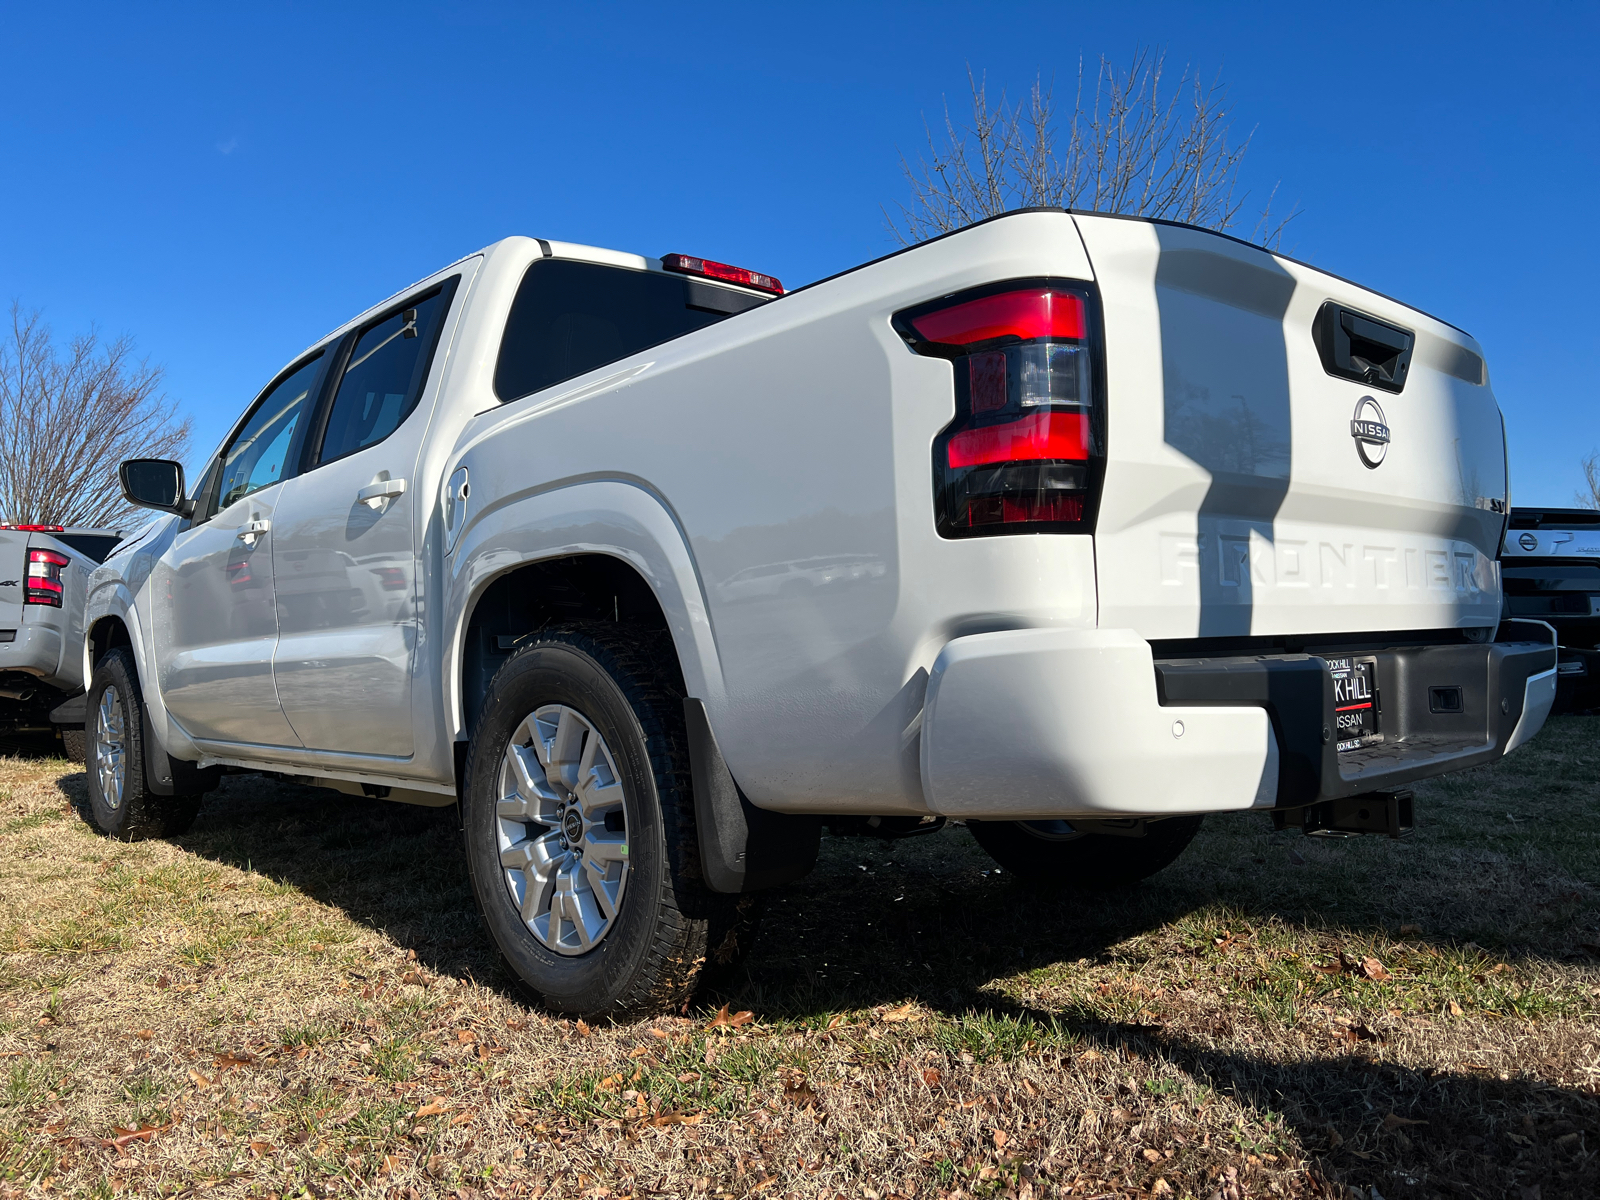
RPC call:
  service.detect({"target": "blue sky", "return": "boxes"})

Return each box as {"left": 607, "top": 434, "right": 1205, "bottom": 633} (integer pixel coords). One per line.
{"left": 1, "top": 2, "right": 1595, "bottom": 505}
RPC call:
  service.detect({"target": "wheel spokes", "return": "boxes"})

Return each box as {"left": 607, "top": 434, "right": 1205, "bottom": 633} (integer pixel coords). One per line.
{"left": 495, "top": 702, "right": 630, "bottom": 957}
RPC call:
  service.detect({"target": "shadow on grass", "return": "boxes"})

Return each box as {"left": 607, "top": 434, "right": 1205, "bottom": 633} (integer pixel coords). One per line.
{"left": 33, "top": 715, "right": 1600, "bottom": 1196}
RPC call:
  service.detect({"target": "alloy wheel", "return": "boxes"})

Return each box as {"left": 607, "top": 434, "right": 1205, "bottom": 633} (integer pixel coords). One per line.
{"left": 95, "top": 686, "right": 127, "bottom": 811}
{"left": 495, "top": 704, "right": 630, "bottom": 955}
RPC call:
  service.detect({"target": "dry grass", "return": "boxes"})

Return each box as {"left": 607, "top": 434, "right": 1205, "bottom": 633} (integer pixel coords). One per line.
{"left": 0, "top": 718, "right": 1597, "bottom": 1199}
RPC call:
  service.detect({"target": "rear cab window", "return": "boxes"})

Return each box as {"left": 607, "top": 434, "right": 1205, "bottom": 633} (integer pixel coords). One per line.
{"left": 494, "top": 259, "right": 769, "bottom": 403}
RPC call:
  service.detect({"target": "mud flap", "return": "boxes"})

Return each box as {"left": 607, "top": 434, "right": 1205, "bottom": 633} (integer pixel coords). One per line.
{"left": 141, "top": 707, "right": 222, "bottom": 796}
{"left": 683, "top": 698, "right": 819, "bottom": 893}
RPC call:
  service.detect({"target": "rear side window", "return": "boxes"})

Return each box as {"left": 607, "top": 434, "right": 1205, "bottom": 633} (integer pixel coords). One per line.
{"left": 494, "top": 260, "right": 764, "bottom": 403}
{"left": 55, "top": 533, "right": 121, "bottom": 563}
{"left": 316, "top": 283, "right": 454, "bottom": 465}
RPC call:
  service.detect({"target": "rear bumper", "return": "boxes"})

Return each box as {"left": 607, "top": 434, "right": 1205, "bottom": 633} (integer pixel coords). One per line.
{"left": 919, "top": 625, "right": 1556, "bottom": 819}
{"left": 0, "top": 624, "right": 65, "bottom": 685}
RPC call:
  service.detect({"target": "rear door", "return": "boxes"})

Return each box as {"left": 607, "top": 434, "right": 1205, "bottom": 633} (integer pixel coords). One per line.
{"left": 152, "top": 353, "right": 326, "bottom": 747}
{"left": 268, "top": 275, "right": 462, "bottom": 758}
{"left": 1076, "top": 215, "right": 1504, "bottom": 641}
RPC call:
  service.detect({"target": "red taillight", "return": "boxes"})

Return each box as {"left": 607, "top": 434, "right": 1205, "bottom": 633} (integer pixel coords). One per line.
{"left": 0, "top": 523, "right": 65, "bottom": 532}
{"left": 25, "top": 548, "right": 68, "bottom": 607}
{"left": 909, "top": 289, "right": 1084, "bottom": 346}
{"left": 946, "top": 411, "right": 1090, "bottom": 468}
{"left": 660, "top": 253, "right": 784, "bottom": 295}
{"left": 894, "top": 281, "right": 1102, "bottom": 537}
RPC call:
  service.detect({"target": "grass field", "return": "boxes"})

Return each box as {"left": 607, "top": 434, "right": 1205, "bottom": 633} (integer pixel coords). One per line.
{"left": 0, "top": 717, "right": 1596, "bottom": 1199}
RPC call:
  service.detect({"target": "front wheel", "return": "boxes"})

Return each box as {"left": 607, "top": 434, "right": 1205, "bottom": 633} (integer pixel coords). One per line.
{"left": 83, "top": 648, "right": 204, "bottom": 841}
{"left": 461, "top": 626, "right": 736, "bottom": 1018}
{"left": 967, "top": 815, "right": 1204, "bottom": 889}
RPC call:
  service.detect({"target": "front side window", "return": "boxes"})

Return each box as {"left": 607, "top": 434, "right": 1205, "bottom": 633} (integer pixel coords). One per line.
{"left": 215, "top": 353, "right": 323, "bottom": 512}
{"left": 316, "top": 285, "right": 450, "bottom": 464}
{"left": 494, "top": 260, "right": 761, "bottom": 403}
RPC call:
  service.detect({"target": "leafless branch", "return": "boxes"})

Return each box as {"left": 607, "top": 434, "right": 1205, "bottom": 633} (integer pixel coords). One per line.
{"left": 0, "top": 303, "right": 190, "bottom": 527}
{"left": 887, "top": 49, "right": 1299, "bottom": 248}
{"left": 1577, "top": 450, "right": 1600, "bottom": 510}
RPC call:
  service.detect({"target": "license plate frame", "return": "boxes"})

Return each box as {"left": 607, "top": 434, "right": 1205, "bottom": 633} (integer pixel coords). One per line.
{"left": 1328, "top": 655, "right": 1381, "bottom": 751}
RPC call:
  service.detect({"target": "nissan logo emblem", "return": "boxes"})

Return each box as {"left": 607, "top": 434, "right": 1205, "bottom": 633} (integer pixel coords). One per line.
{"left": 1350, "top": 396, "right": 1390, "bottom": 469}
{"left": 1518, "top": 531, "right": 1539, "bottom": 552}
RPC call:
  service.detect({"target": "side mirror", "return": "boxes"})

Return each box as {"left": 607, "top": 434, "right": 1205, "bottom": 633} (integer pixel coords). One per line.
{"left": 119, "top": 459, "right": 193, "bottom": 517}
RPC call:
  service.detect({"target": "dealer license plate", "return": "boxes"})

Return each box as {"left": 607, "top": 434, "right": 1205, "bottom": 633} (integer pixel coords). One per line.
{"left": 1328, "top": 656, "right": 1379, "bottom": 751}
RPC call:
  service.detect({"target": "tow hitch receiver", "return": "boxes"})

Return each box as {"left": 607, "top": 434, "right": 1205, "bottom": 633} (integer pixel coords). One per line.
{"left": 1272, "top": 790, "right": 1414, "bottom": 839}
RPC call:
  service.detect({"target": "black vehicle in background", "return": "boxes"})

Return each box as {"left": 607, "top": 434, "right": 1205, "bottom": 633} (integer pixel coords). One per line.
{"left": 1502, "top": 508, "right": 1600, "bottom": 712}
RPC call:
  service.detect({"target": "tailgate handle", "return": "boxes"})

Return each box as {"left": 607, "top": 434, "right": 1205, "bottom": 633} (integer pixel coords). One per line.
{"left": 1313, "top": 302, "right": 1415, "bottom": 394}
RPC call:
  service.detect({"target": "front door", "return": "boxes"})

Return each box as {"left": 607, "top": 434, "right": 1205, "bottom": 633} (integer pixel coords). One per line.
{"left": 154, "top": 353, "right": 325, "bottom": 747}
{"left": 270, "top": 279, "right": 460, "bottom": 758}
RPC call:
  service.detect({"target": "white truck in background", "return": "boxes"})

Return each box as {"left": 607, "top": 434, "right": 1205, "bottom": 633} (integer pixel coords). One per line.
{"left": 83, "top": 211, "right": 1555, "bottom": 1016}
{"left": 0, "top": 523, "right": 124, "bottom": 751}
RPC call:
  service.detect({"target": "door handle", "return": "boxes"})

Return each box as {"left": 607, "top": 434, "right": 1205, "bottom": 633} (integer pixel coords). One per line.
{"left": 357, "top": 478, "right": 407, "bottom": 509}
{"left": 237, "top": 519, "right": 271, "bottom": 546}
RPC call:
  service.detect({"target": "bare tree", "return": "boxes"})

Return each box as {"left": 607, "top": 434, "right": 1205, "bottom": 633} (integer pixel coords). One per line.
{"left": 889, "top": 50, "right": 1299, "bottom": 247}
{"left": 0, "top": 304, "right": 190, "bottom": 528}
{"left": 1577, "top": 450, "right": 1600, "bottom": 509}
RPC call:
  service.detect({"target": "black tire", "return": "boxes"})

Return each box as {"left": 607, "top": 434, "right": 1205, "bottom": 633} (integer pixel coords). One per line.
{"left": 60, "top": 728, "right": 86, "bottom": 763}
{"left": 83, "top": 648, "right": 204, "bottom": 841}
{"left": 967, "top": 815, "right": 1204, "bottom": 889}
{"left": 461, "top": 624, "right": 738, "bottom": 1018}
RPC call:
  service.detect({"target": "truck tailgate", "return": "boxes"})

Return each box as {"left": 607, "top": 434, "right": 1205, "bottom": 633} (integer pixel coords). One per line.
{"left": 1076, "top": 215, "right": 1504, "bottom": 640}
{"left": 0, "top": 532, "right": 24, "bottom": 642}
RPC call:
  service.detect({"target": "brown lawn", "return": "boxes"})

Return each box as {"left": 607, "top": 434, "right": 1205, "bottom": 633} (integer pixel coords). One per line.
{"left": 0, "top": 718, "right": 1596, "bottom": 1199}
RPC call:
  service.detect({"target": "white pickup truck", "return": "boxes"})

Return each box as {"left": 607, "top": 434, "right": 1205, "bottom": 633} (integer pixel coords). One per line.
{"left": 84, "top": 211, "right": 1556, "bottom": 1015}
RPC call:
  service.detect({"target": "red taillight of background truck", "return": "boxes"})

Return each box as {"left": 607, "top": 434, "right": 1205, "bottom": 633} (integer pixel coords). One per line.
{"left": 25, "top": 548, "right": 68, "bottom": 607}
{"left": 894, "top": 280, "right": 1104, "bottom": 537}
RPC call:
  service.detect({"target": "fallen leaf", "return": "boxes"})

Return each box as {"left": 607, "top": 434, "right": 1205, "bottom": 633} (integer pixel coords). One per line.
{"left": 597, "top": 1074, "right": 623, "bottom": 1093}
{"left": 648, "top": 1110, "right": 704, "bottom": 1126}
{"left": 993, "top": 1130, "right": 1009, "bottom": 1150}
{"left": 448, "top": 1111, "right": 474, "bottom": 1126}
{"left": 922, "top": 1068, "right": 942, "bottom": 1086}
{"left": 677, "top": 1071, "right": 701, "bottom": 1084}
{"left": 1078, "top": 1049, "right": 1103, "bottom": 1063}
{"left": 1383, "top": 1112, "right": 1427, "bottom": 1129}
{"left": 212, "top": 1052, "right": 253, "bottom": 1070}
{"left": 105, "top": 1123, "right": 171, "bottom": 1150}
{"left": 187, "top": 1069, "right": 211, "bottom": 1089}
{"left": 1142, "top": 1147, "right": 1162, "bottom": 1162}
{"left": 249, "top": 1140, "right": 274, "bottom": 1158}
{"left": 1487, "top": 963, "right": 1513, "bottom": 975}
{"left": 132, "top": 1030, "right": 153, "bottom": 1041}
{"left": 783, "top": 1079, "right": 818, "bottom": 1107}
{"left": 506, "top": 1017, "right": 528, "bottom": 1031}
{"left": 414, "top": 1100, "right": 449, "bottom": 1118}
{"left": 649, "top": 1027, "right": 671, "bottom": 1040}
{"left": 1448, "top": 1000, "right": 1464, "bottom": 1017}
{"left": 825, "top": 1012, "right": 846, "bottom": 1030}
{"left": 1151, "top": 1180, "right": 1173, "bottom": 1197}
{"left": 155, "top": 975, "right": 170, "bottom": 990}
{"left": 1021, "top": 1077, "right": 1039, "bottom": 1097}
{"left": 1359, "top": 956, "right": 1392, "bottom": 982}
{"left": 456, "top": 1030, "right": 476, "bottom": 1043}
{"left": 574, "top": 1019, "right": 592, "bottom": 1038}
{"left": 880, "top": 1003, "right": 921, "bottom": 1023}
{"left": 628, "top": 1045, "right": 651, "bottom": 1059}
{"left": 400, "top": 970, "right": 425, "bottom": 987}
{"left": 706, "top": 1004, "right": 754, "bottom": 1030}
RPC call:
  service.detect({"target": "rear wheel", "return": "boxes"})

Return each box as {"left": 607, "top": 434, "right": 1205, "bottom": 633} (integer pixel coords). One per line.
{"left": 84, "top": 648, "right": 204, "bottom": 841}
{"left": 967, "top": 815, "right": 1203, "bottom": 889}
{"left": 462, "top": 625, "right": 738, "bottom": 1018}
